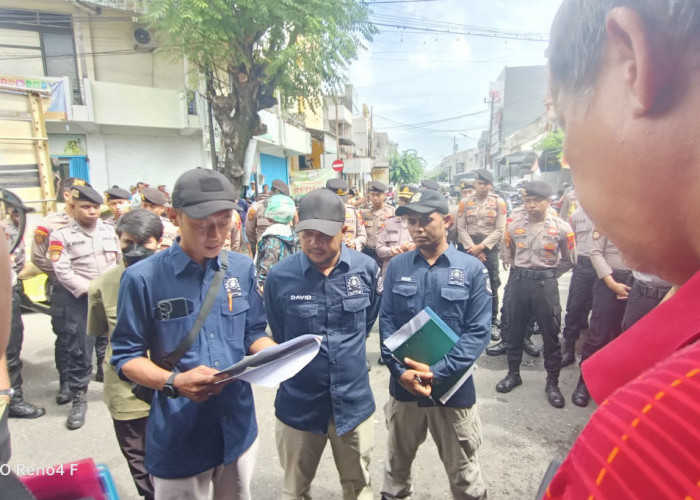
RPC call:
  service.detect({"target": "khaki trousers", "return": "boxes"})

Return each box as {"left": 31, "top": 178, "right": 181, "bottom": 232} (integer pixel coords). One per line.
{"left": 381, "top": 398, "right": 487, "bottom": 500}
{"left": 276, "top": 416, "right": 374, "bottom": 500}
{"left": 151, "top": 439, "right": 258, "bottom": 500}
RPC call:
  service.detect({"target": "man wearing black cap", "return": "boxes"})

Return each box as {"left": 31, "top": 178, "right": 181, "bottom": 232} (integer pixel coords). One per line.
{"left": 326, "top": 178, "right": 367, "bottom": 252}
{"left": 246, "top": 179, "right": 292, "bottom": 257}
{"left": 141, "top": 187, "right": 178, "bottom": 249}
{"left": 457, "top": 169, "right": 507, "bottom": 339}
{"left": 360, "top": 180, "right": 395, "bottom": 264}
{"left": 496, "top": 181, "right": 575, "bottom": 408}
{"left": 264, "top": 188, "right": 379, "bottom": 499}
{"left": 104, "top": 186, "right": 132, "bottom": 228}
{"left": 379, "top": 189, "right": 490, "bottom": 499}
{"left": 111, "top": 168, "right": 276, "bottom": 498}
{"left": 50, "top": 184, "right": 121, "bottom": 429}
{"left": 31, "top": 177, "right": 88, "bottom": 405}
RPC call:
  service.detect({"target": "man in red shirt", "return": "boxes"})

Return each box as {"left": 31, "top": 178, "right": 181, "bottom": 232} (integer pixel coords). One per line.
{"left": 545, "top": 1, "right": 700, "bottom": 498}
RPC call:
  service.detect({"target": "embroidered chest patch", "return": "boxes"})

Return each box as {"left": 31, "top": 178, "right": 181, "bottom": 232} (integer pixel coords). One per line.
{"left": 225, "top": 277, "right": 242, "bottom": 297}
{"left": 346, "top": 274, "right": 363, "bottom": 296}
{"left": 449, "top": 268, "right": 464, "bottom": 286}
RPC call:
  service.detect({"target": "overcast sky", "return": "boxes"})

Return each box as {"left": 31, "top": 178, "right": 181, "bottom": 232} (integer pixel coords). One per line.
{"left": 348, "top": 0, "right": 563, "bottom": 169}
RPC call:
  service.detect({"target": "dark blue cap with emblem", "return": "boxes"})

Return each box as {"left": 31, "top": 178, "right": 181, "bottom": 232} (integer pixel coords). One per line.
{"left": 172, "top": 168, "right": 238, "bottom": 219}
{"left": 396, "top": 189, "right": 449, "bottom": 216}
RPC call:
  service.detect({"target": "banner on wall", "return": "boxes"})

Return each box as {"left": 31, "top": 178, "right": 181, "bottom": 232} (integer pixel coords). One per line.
{"left": 0, "top": 74, "right": 71, "bottom": 121}
{"left": 289, "top": 168, "right": 338, "bottom": 197}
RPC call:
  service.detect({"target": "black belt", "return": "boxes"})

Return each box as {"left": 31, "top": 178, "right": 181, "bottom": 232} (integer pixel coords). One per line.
{"left": 576, "top": 255, "right": 591, "bottom": 266}
{"left": 612, "top": 269, "right": 634, "bottom": 286}
{"left": 514, "top": 267, "right": 556, "bottom": 280}
{"left": 632, "top": 279, "right": 671, "bottom": 300}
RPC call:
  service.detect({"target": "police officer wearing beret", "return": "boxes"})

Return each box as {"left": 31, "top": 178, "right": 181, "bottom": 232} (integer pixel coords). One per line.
{"left": 104, "top": 186, "right": 132, "bottom": 228}
{"left": 246, "top": 179, "right": 292, "bottom": 257}
{"left": 457, "top": 170, "right": 507, "bottom": 335}
{"left": 50, "top": 185, "right": 121, "bottom": 429}
{"left": 496, "top": 181, "right": 575, "bottom": 408}
{"left": 419, "top": 179, "right": 440, "bottom": 191}
{"left": 264, "top": 188, "right": 379, "bottom": 499}
{"left": 326, "top": 178, "right": 367, "bottom": 252}
{"left": 360, "top": 181, "right": 395, "bottom": 263}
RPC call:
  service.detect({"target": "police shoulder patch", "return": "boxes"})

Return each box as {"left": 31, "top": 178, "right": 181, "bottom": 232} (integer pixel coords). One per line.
{"left": 248, "top": 209, "right": 256, "bottom": 221}
{"left": 48, "top": 240, "right": 64, "bottom": 262}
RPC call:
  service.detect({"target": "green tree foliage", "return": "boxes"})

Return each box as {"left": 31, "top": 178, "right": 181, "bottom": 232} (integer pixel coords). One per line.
{"left": 389, "top": 149, "right": 426, "bottom": 186}
{"left": 143, "top": 0, "right": 375, "bottom": 189}
{"left": 535, "top": 129, "right": 565, "bottom": 155}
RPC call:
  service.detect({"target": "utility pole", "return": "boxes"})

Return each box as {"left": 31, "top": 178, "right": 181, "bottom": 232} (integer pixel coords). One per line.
{"left": 485, "top": 92, "right": 496, "bottom": 172}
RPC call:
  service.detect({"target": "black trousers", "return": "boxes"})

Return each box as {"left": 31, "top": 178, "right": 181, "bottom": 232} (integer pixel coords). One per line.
{"left": 581, "top": 271, "right": 631, "bottom": 362}
{"left": 561, "top": 257, "right": 596, "bottom": 345}
{"left": 49, "top": 284, "right": 94, "bottom": 392}
{"left": 467, "top": 235, "right": 501, "bottom": 323}
{"left": 113, "top": 417, "right": 153, "bottom": 499}
{"left": 621, "top": 280, "right": 670, "bottom": 332}
{"left": 505, "top": 272, "right": 562, "bottom": 382}
{"left": 7, "top": 284, "right": 25, "bottom": 401}
{"left": 94, "top": 336, "right": 108, "bottom": 364}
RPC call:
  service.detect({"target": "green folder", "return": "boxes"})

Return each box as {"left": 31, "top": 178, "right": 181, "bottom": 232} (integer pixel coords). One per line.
{"left": 383, "top": 306, "right": 474, "bottom": 403}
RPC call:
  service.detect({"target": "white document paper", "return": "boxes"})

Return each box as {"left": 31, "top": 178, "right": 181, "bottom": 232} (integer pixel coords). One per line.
{"left": 214, "top": 334, "right": 322, "bottom": 388}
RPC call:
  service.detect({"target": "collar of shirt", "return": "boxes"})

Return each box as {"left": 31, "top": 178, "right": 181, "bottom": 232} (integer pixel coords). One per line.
{"left": 583, "top": 269, "right": 700, "bottom": 403}
{"left": 300, "top": 244, "right": 351, "bottom": 276}
{"left": 169, "top": 240, "right": 225, "bottom": 277}
{"left": 411, "top": 243, "right": 457, "bottom": 267}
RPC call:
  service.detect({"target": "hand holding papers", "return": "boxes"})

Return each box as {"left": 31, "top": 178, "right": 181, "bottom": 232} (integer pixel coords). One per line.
{"left": 215, "top": 334, "right": 322, "bottom": 387}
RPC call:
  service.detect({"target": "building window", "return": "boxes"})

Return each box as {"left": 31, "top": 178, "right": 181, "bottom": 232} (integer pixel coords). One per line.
{"left": 0, "top": 8, "right": 81, "bottom": 104}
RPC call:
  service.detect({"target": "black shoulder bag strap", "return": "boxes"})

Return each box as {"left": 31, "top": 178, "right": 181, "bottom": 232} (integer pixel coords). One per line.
{"left": 162, "top": 251, "right": 229, "bottom": 370}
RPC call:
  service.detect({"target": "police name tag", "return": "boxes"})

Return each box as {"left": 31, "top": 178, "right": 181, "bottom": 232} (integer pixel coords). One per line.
{"left": 449, "top": 268, "right": 464, "bottom": 286}
{"left": 346, "top": 274, "right": 363, "bottom": 296}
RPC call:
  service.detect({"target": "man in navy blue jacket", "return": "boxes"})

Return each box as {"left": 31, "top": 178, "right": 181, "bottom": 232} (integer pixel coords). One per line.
{"left": 379, "top": 189, "right": 490, "bottom": 500}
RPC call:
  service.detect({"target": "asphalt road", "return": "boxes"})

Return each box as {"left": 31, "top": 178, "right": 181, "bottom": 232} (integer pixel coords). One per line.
{"left": 6, "top": 269, "right": 595, "bottom": 499}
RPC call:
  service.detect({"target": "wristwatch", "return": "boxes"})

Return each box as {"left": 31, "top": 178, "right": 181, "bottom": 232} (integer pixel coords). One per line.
{"left": 163, "top": 373, "right": 179, "bottom": 399}
{"left": 0, "top": 388, "right": 15, "bottom": 398}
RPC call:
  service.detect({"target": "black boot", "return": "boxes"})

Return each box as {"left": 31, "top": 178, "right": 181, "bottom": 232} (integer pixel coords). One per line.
{"left": 66, "top": 391, "right": 87, "bottom": 430}
{"left": 56, "top": 382, "right": 73, "bottom": 405}
{"left": 377, "top": 356, "right": 386, "bottom": 365}
{"left": 561, "top": 339, "right": 576, "bottom": 367}
{"left": 572, "top": 376, "right": 590, "bottom": 407}
{"left": 486, "top": 341, "right": 507, "bottom": 356}
{"left": 496, "top": 372, "right": 522, "bottom": 393}
{"left": 545, "top": 381, "right": 565, "bottom": 408}
{"left": 490, "top": 323, "right": 501, "bottom": 342}
{"left": 95, "top": 362, "right": 104, "bottom": 383}
{"left": 523, "top": 337, "right": 541, "bottom": 357}
{"left": 9, "top": 397, "right": 45, "bottom": 419}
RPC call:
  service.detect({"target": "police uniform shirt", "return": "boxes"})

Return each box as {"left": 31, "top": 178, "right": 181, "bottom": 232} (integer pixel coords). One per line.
{"left": 111, "top": 243, "right": 267, "bottom": 479}
{"left": 504, "top": 213, "right": 575, "bottom": 275}
{"left": 344, "top": 203, "right": 368, "bottom": 252}
{"left": 360, "top": 204, "right": 395, "bottom": 249}
{"left": 376, "top": 216, "right": 413, "bottom": 273}
{"left": 457, "top": 193, "right": 507, "bottom": 250}
{"left": 224, "top": 210, "right": 244, "bottom": 253}
{"left": 50, "top": 219, "right": 121, "bottom": 298}
{"left": 590, "top": 231, "right": 630, "bottom": 278}
{"left": 245, "top": 198, "right": 272, "bottom": 246}
{"left": 263, "top": 245, "right": 379, "bottom": 436}
{"left": 31, "top": 211, "right": 71, "bottom": 279}
{"left": 104, "top": 215, "right": 117, "bottom": 228}
{"left": 570, "top": 207, "right": 595, "bottom": 258}
{"left": 379, "top": 245, "right": 491, "bottom": 408}
{"left": 159, "top": 216, "right": 179, "bottom": 249}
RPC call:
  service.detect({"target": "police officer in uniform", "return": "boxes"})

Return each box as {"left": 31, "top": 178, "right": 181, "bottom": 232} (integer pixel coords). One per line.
{"left": 571, "top": 230, "right": 632, "bottom": 407}
{"left": 31, "top": 177, "right": 85, "bottom": 404}
{"left": 457, "top": 169, "right": 507, "bottom": 333}
{"left": 621, "top": 272, "right": 672, "bottom": 331}
{"left": 360, "top": 181, "right": 395, "bottom": 263}
{"left": 495, "top": 181, "right": 575, "bottom": 408}
{"left": 246, "top": 179, "right": 291, "bottom": 257}
{"left": 560, "top": 206, "right": 596, "bottom": 367}
{"left": 50, "top": 185, "right": 121, "bottom": 429}
{"left": 140, "top": 187, "right": 178, "bottom": 249}
{"left": 326, "top": 178, "right": 367, "bottom": 252}
{"left": 103, "top": 187, "right": 132, "bottom": 227}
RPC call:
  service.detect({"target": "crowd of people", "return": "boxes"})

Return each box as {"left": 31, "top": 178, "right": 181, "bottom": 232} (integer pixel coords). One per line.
{"left": 1, "top": 1, "right": 699, "bottom": 498}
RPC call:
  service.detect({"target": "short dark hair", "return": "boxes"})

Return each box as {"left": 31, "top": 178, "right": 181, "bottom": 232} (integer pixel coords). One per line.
{"left": 116, "top": 209, "right": 164, "bottom": 242}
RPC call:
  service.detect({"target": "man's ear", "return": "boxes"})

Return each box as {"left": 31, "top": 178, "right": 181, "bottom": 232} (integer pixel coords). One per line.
{"left": 444, "top": 213, "right": 454, "bottom": 227}
{"left": 341, "top": 224, "right": 349, "bottom": 234}
{"left": 606, "top": 7, "right": 670, "bottom": 115}
{"left": 168, "top": 207, "right": 180, "bottom": 227}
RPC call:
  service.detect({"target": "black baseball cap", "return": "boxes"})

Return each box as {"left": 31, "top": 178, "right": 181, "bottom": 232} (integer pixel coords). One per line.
{"left": 171, "top": 168, "right": 238, "bottom": 219}
{"left": 141, "top": 187, "right": 167, "bottom": 206}
{"left": 521, "top": 181, "right": 552, "bottom": 199}
{"left": 71, "top": 185, "right": 103, "bottom": 205}
{"left": 420, "top": 179, "right": 440, "bottom": 191}
{"left": 475, "top": 169, "right": 494, "bottom": 184}
{"left": 295, "top": 188, "right": 346, "bottom": 236}
{"left": 271, "top": 179, "right": 291, "bottom": 197}
{"left": 105, "top": 186, "right": 131, "bottom": 201}
{"left": 396, "top": 189, "right": 449, "bottom": 216}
